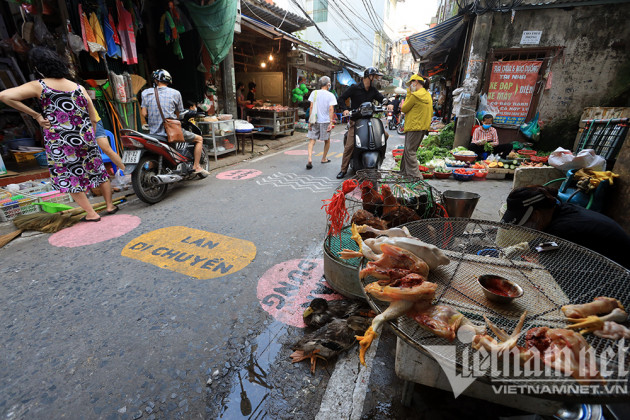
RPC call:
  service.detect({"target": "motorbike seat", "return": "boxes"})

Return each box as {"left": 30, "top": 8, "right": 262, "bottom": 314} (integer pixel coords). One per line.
{"left": 122, "top": 129, "right": 168, "bottom": 143}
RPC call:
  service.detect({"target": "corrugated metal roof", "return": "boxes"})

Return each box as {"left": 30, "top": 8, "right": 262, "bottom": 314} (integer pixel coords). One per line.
{"left": 242, "top": 0, "right": 311, "bottom": 33}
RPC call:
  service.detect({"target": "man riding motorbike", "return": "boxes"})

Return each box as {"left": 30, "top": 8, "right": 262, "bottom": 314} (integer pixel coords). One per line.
{"left": 140, "top": 69, "right": 209, "bottom": 176}
{"left": 336, "top": 67, "right": 386, "bottom": 179}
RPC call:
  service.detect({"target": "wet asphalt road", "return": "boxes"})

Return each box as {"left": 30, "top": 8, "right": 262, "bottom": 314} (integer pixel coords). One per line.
{"left": 1, "top": 126, "right": 405, "bottom": 419}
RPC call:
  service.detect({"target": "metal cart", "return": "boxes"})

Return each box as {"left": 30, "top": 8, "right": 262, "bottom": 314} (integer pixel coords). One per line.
{"left": 198, "top": 120, "right": 238, "bottom": 162}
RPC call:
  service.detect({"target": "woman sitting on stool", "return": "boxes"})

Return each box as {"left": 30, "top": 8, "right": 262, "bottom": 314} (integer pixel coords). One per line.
{"left": 469, "top": 114, "right": 513, "bottom": 158}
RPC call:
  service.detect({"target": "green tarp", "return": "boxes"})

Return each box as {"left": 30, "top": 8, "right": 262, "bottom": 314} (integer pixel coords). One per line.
{"left": 184, "top": 0, "right": 237, "bottom": 65}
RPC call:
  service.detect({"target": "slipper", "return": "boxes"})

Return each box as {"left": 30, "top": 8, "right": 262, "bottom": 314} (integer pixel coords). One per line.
{"left": 306, "top": 162, "right": 313, "bottom": 169}
{"left": 106, "top": 206, "right": 119, "bottom": 215}
{"left": 194, "top": 169, "right": 211, "bottom": 177}
{"left": 80, "top": 216, "right": 101, "bottom": 222}
{"left": 321, "top": 159, "right": 331, "bottom": 163}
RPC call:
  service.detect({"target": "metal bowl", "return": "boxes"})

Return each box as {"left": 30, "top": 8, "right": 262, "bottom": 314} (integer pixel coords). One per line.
{"left": 477, "top": 274, "right": 524, "bottom": 304}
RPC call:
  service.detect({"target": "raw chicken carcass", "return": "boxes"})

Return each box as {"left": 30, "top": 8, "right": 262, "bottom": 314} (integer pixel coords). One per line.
{"left": 472, "top": 311, "right": 528, "bottom": 355}
{"left": 594, "top": 322, "right": 630, "bottom": 340}
{"left": 340, "top": 223, "right": 448, "bottom": 273}
{"left": 359, "top": 243, "right": 429, "bottom": 280}
{"left": 566, "top": 307, "right": 628, "bottom": 334}
{"left": 409, "top": 302, "right": 485, "bottom": 342}
{"left": 524, "top": 327, "right": 603, "bottom": 384}
{"left": 356, "top": 270, "right": 437, "bottom": 365}
{"left": 562, "top": 297, "right": 624, "bottom": 318}
{"left": 358, "top": 225, "right": 450, "bottom": 270}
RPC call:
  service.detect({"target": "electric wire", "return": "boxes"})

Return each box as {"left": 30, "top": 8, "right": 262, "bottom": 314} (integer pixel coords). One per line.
{"left": 328, "top": 2, "right": 377, "bottom": 48}
{"left": 289, "top": 0, "right": 354, "bottom": 63}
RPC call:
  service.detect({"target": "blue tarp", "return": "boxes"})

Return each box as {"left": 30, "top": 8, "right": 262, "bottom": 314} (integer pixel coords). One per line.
{"left": 337, "top": 68, "right": 356, "bottom": 86}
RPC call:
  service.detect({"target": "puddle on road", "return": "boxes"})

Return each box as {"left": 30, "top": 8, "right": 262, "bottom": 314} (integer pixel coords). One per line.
{"left": 218, "top": 321, "right": 287, "bottom": 418}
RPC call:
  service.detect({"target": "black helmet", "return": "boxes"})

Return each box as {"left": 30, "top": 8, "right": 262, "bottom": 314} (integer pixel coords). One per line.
{"left": 152, "top": 69, "right": 172, "bottom": 85}
{"left": 364, "top": 67, "right": 383, "bottom": 78}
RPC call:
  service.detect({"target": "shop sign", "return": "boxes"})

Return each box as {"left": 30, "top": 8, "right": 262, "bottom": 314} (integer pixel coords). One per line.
{"left": 257, "top": 258, "right": 343, "bottom": 328}
{"left": 520, "top": 31, "right": 542, "bottom": 45}
{"left": 487, "top": 60, "right": 542, "bottom": 125}
{"left": 121, "top": 226, "right": 256, "bottom": 279}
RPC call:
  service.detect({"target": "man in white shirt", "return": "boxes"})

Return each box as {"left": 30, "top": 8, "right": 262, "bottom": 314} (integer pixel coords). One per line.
{"left": 306, "top": 76, "right": 337, "bottom": 169}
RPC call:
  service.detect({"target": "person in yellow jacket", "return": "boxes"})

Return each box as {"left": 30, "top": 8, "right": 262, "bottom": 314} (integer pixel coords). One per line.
{"left": 399, "top": 74, "right": 432, "bottom": 178}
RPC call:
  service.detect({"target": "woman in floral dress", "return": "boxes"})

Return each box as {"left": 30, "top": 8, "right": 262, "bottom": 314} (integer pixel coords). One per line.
{"left": 0, "top": 47, "right": 117, "bottom": 221}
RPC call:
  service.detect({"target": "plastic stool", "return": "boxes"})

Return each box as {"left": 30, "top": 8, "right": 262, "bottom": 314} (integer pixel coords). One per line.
{"left": 237, "top": 132, "right": 254, "bottom": 154}
{"left": 98, "top": 129, "right": 118, "bottom": 174}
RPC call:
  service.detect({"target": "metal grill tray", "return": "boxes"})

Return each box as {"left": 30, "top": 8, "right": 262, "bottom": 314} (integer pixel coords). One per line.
{"left": 360, "top": 218, "right": 630, "bottom": 399}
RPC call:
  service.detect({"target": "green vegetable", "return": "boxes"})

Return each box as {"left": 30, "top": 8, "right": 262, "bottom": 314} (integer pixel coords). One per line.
{"left": 416, "top": 146, "right": 450, "bottom": 164}
{"left": 484, "top": 143, "right": 494, "bottom": 153}
{"left": 451, "top": 146, "right": 469, "bottom": 153}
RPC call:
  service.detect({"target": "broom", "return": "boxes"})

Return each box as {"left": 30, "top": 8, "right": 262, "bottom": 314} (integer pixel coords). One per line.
{"left": 0, "top": 229, "right": 24, "bottom": 248}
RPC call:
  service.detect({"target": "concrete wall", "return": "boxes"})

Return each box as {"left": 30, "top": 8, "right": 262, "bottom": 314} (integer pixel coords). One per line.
{"left": 490, "top": 4, "right": 630, "bottom": 125}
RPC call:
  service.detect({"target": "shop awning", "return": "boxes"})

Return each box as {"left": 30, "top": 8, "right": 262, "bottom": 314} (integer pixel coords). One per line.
{"left": 241, "top": 15, "right": 362, "bottom": 72}
{"left": 407, "top": 15, "right": 467, "bottom": 69}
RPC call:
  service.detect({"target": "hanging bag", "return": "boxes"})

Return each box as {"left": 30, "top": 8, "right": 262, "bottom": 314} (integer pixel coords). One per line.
{"left": 154, "top": 87, "right": 184, "bottom": 142}
{"left": 308, "top": 90, "right": 318, "bottom": 124}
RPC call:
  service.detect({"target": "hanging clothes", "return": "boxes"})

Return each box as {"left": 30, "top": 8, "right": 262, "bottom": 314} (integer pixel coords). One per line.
{"left": 116, "top": 0, "right": 137, "bottom": 65}
{"left": 80, "top": 9, "right": 101, "bottom": 62}
{"left": 159, "top": 11, "right": 184, "bottom": 59}
{"left": 88, "top": 13, "right": 107, "bottom": 55}
{"left": 104, "top": 12, "right": 122, "bottom": 58}
{"left": 78, "top": 4, "right": 89, "bottom": 52}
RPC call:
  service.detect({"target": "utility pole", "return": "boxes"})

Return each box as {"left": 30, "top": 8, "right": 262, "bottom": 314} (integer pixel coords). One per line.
{"left": 453, "top": 11, "right": 493, "bottom": 147}
{"left": 221, "top": 47, "right": 237, "bottom": 116}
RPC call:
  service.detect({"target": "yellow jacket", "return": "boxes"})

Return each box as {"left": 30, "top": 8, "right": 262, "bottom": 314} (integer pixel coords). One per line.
{"left": 401, "top": 88, "right": 432, "bottom": 132}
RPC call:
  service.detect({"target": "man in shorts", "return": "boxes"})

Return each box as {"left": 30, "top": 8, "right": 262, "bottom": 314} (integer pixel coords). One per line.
{"left": 141, "top": 69, "right": 209, "bottom": 176}
{"left": 306, "top": 76, "right": 337, "bottom": 169}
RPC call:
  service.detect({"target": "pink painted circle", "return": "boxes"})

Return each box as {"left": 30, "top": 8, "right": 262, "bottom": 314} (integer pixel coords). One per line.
{"left": 49, "top": 214, "right": 141, "bottom": 248}
{"left": 216, "top": 169, "right": 262, "bottom": 180}
{"left": 257, "top": 258, "right": 344, "bottom": 328}
{"left": 284, "top": 150, "right": 308, "bottom": 155}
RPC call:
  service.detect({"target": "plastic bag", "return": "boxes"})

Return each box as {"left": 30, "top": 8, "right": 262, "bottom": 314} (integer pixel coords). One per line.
{"left": 520, "top": 113, "right": 540, "bottom": 140}
{"left": 476, "top": 94, "right": 499, "bottom": 120}
{"left": 548, "top": 147, "right": 606, "bottom": 171}
{"left": 112, "top": 169, "right": 131, "bottom": 190}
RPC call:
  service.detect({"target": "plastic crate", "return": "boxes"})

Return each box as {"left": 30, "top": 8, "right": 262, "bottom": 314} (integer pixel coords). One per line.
{"left": 29, "top": 190, "right": 74, "bottom": 205}
{"left": 0, "top": 189, "right": 40, "bottom": 222}
{"left": 12, "top": 151, "right": 40, "bottom": 164}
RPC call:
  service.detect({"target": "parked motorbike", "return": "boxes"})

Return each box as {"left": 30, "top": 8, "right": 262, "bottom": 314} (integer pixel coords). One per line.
{"left": 396, "top": 113, "right": 405, "bottom": 135}
{"left": 343, "top": 101, "right": 388, "bottom": 173}
{"left": 386, "top": 110, "right": 399, "bottom": 130}
{"left": 120, "top": 110, "right": 210, "bottom": 204}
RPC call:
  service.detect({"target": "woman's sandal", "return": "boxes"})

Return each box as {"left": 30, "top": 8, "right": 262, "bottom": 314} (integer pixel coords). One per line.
{"left": 106, "top": 206, "right": 119, "bottom": 215}
{"left": 80, "top": 216, "right": 101, "bottom": 222}
{"left": 306, "top": 162, "right": 313, "bottom": 169}
{"left": 321, "top": 159, "right": 331, "bottom": 163}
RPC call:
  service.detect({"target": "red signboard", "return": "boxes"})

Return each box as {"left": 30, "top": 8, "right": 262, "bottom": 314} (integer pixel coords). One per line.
{"left": 487, "top": 60, "right": 542, "bottom": 125}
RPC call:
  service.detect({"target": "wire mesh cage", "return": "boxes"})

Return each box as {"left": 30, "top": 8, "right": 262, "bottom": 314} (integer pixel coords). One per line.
{"left": 360, "top": 219, "right": 630, "bottom": 398}
{"left": 324, "top": 169, "right": 444, "bottom": 268}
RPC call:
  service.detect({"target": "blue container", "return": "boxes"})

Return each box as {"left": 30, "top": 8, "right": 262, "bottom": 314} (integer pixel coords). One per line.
{"left": 477, "top": 248, "right": 499, "bottom": 258}
{"left": 35, "top": 152, "right": 48, "bottom": 167}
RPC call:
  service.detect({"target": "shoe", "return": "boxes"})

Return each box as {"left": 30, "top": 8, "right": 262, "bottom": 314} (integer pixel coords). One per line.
{"left": 321, "top": 159, "right": 331, "bottom": 163}
{"left": 306, "top": 162, "right": 313, "bottom": 170}
{"left": 80, "top": 216, "right": 101, "bottom": 222}
{"left": 106, "top": 206, "right": 119, "bottom": 215}
{"left": 336, "top": 171, "right": 346, "bottom": 179}
{"left": 194, "top": 168, "right": 211, "bottom": 177}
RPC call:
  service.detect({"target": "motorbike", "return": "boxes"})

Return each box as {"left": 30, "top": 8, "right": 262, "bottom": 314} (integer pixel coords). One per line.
{"left": 396, "top": 113, "right": 405, "bottom": 135}
{"left": 386, "top": 110, "right": 399, "bottom": 130}
{"left": 120, "top": 110, "right": 210, "bottom": 204}
{"left": 344, "top": 101, "right": 388, "bottom": 173}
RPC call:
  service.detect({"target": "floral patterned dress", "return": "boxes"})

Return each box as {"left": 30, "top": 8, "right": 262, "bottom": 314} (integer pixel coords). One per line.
{"left": 39, "top": 80, "right": 109, "bottom": 193}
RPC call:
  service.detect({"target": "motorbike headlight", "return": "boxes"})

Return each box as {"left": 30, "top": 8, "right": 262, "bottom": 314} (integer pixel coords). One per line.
{"left": 360, "top": 105, "right": 372, "bottom": 117}
{"left": 355, "top": 134, "right": 361, "bottom": 147}
{"left": 381, "top": 134, "right": 386, "bottom": 146}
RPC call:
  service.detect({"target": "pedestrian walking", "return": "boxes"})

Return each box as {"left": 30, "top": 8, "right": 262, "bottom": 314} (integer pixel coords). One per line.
{"left": 306, "top": 76, "right": 337, "bottom": 169}
{"left": 399, "top": 74, "right": 432, "bottom": 179}
{"left": 0, "top": 47, "right": 118, "bottom": 221}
